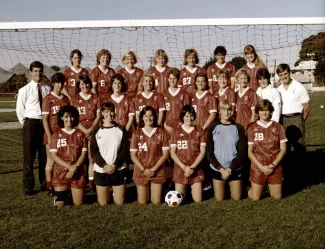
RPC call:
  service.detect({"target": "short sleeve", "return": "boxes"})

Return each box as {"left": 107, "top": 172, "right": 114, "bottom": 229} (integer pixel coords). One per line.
{"left": 208, "top": 94, "right": 218, "bottom": 113}
{"left": 50, "top": 132, "right": 59, "bottom": 152}
{"left": 279, "top": 124, "right": 288, "bottom": 143}
{"left": 42, "top": 95, "right": 50, "bottom": 114}
{"left": 247, "top": 125, "right": 254, "bottom": 144}
{"left": 199, "top": 128, "right": 207, "bottom": 146}
{"left": 130, "top": 131, "right": 139, "bottom": 152}
{"left": 300, "top": 85, "right": 310, "bottom": 104}
{"left": 158, "top": 93, "right": 166, "bottom": 112}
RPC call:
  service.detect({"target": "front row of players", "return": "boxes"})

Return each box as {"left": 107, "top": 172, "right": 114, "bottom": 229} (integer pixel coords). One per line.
{"left": 50, "top": 98, "right": 287, "bottom": 207}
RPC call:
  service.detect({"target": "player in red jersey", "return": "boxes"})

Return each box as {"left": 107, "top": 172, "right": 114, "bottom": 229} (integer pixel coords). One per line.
{"left": 71, "top": 75, "right": 101, "bottom": 190}
{"left": 90, "top": 49, "right": 115, "bottom": 103}
{"left": 241, "top": 45, "right": 266, "bottom": 92}
{"left": 207, "top": 46, "right": 236, "bottom": 93}
{"left": 162, "top": 68, "right": 191, "bottom": 134}
{"left": 117, "top": 51, "right": 144, "bottom": 98}
{"left": 130, "top": 106, "right": 169, "bottom": 204}
{"left": 134, "top": 73, "right": 165, "bottom": 126}
{"left": 170, "top": 105, "right": 206, "bottom": 203}
{"left": 147, "top": 49, "right": 170, "bottom": 94}
{"left": 214, "top": 69, "right": 236, "bottom": 118}
{"left": 191, "top": 73, "right": 217, "bottom": 131}
{"left": 62, "top": 49, "right": 89, "bottom": 99}
{"left": 247, "top": 100, "right": 287, "bottom": 200}
{"left": 42, "top": 73, "right": 70, "bottom": 195}
{"left": 235, "top": 69, "right": 257, "bottom": 131}
{"left": 50, "top": 105, "right": 87, "bottom": 207}
{"left": 179, "top": 49, "right": 206, "bottom": 96}
{"left": 101, "top": 73, "right": 135, "bottom": 131}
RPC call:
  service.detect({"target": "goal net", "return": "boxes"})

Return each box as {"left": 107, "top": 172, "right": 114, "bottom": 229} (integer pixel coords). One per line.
{"left": 0, "top": 17, "right": 324, "bottom": 164}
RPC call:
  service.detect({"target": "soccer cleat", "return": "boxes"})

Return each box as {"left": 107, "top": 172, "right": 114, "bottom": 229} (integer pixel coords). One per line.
{"left": 203, "top": 183, "right": 212, "bottom": 191}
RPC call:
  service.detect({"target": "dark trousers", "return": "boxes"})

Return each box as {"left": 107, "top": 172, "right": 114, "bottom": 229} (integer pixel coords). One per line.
{"left": 22, "top": 118, "right": 46, "bottom": 191}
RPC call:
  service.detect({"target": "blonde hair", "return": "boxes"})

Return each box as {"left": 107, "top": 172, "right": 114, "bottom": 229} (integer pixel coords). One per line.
{"left": 235, "top": 68, "right": 251, "bottom": 82}
{"left": 139, "top": 72, "right": 155, "bottom": 92}
{"left": 122, "top": 51, "right": 138, "bottom": 64}
{"left": 154, "top": 49, "right": 169, "bottom": 65}
{"left": 244, "top": 45, "right": 265, "bottom": 67}
{"left": 183, "top": 49, "right": 199, "bottom": 65}
{"left": 96, "top": 49, "right": 112, "bottom": 66}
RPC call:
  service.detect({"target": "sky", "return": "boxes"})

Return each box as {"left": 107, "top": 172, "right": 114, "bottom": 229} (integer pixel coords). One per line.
{"left": 0, "top": 0, "right": 324, "bottom": 22}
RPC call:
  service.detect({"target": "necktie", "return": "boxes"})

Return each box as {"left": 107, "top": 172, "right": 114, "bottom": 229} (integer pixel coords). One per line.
{"left": 38, "top": 84, "right": 43, "bottom": 109}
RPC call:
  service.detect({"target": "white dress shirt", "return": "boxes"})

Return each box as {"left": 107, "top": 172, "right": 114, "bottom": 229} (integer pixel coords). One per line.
{"left": 256, "top": 85, "right": 282, "bottom": 122}
{"left": 16, "top": 80, "right": 51, "bottom": 124}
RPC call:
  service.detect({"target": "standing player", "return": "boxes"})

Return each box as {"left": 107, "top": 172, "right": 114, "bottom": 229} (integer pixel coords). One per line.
{"left": 170, "top": 105, "right": 206, "bottom": 203}
{"left": 213, "top": 68, "right": 236, "bottom": 118}
{"left": 50, "top": 105, "right": 87, "bottom": 207}
{"left": 179, "top": 49, "right": 206, "bottom": 97}
{"left": 62, "top": 49, "right": 89, "bottom": 99}
{"left": 148, "top": 49, "right": 170, "bottom": 94}
{"left": 91, "top": 102, "right": 129, "bottom": 205}
{"left": 207, "top": 46, "right": 236, "bottom": 93}
{"left": 90, "top": 49, "right": 115, "bottom": 103}
{"left": 247, "top": 99, "right": 287, "bottom": 200}
{"left": 256, "top": 68, "right": 281, "bottom": 122}
{"left": 130, "top": 106, "right": 170, "bottom": 204}
{"left": 235, "top": 69, "right": 257, "bottom": 131}
{"left": 117, "top": 51, "right": 144, "bottom": 98}
{"left": 241, "top": 45, "right": 266, "bottom": 92}
{"left": 133, "top": 73, "right": 165, "bottom": 126}
{"left": 191, "top": 73, "right": 217, "bottom": 131}
{"left": 42, "top": 73, "right": 70, "bottom": 195}
{"left": 207, "top": 100, "right": 246, "bottom": 201}
{"left": 71, "top": 75, "right": 101, "bottom": 190}
{"left": 162, "top": 68, "right": 191, "bottom": 135}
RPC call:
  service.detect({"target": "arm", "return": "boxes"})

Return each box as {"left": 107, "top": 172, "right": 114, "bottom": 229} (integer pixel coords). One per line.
{"left": 130, "top": 151, "right": 145, "bottom": 172}
{"left": 16, "top": 89, "right": 25, "bottom": 125}
{"left": 51, "top": 151, "right": 71, "bottom": 169}
{"left": 248, "top": 144, "right": 270, "bottom": 175}
{"left": 170, "top": 146, "right": 186, "bottom": 170}
{"left": 269, "top": 142, "right": 287, "bottom": 170}
{"left": 158, "top": 111, "right": 164, "bottom": 127}
{"left": 61, "top": 87, "right": 71, "bottom": 100}
{"left": 151, "top": 149, "right": 169, "bottom": 172}
{"left": 113, "top": 126, "right": 129, "bottom": 169}
{"left": 302, "top": 102, "right": 310, "bottom": 121}
{"left": 190, "top": 145, "right": 206, "bottom": 169}
{"left": 229, "top": 124, "right": 247, "bottom": 171}
{"left": 203, "top": 112, "right": 216, "bottom": 131}
{"left": 125, "top": 115, "right": 134, "bottom": 131}
{"left": 164, "top": 122, "right": 173, "bottom": 134}
{"left": 206, "top": 123, "right": 222, "bottom": 170}
{"left": 42, "top": 114, "right": 54, "bottom": 147}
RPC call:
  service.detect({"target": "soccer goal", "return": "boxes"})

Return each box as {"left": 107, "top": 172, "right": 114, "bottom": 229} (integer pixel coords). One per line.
{"left": 0, "top": 17, "right": 324, "bottom": 164}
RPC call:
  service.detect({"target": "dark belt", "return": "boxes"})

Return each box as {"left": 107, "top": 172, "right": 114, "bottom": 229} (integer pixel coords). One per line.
{"left": 25, "top": 117, "right": 42, "bottom": 122}
{"left": 281, "top": 113, "right": 301, "bottom": 118}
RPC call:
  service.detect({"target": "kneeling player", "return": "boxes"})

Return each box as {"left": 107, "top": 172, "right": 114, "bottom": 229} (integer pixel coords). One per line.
{"left": 247, "top": 99, "right": 287, "bottom": 200}
{"left": 170, "top": 105, "right": 206, "bottom": 203}
{"left": 207, "top": 100, "right": 246, "bottom": 201}
{"left": 50, "top": 105, "right": 87, "bottom": 207}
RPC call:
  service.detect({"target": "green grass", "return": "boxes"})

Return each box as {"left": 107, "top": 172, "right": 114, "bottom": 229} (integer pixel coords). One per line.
{"left": 0, "top": 96, "right": 16, "bottom": 101}
{"left": 0, "top": 112, "right": 18, "bottom": 122}
{"left": 0, "top": 101, "right": 16, "bottom": 109}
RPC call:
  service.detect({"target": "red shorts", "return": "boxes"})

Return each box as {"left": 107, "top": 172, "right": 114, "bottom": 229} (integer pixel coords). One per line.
{"left": 172, "top": 164, "right": 204, "bottom": 185}
{"left": 52, "top": 164, "right": 85, "bottom": 189}
{"left": 249, "top": 164, "right": 283, "bottom": 186}
{"left": 132, "top": 166, "right": 166, "bottom": 187}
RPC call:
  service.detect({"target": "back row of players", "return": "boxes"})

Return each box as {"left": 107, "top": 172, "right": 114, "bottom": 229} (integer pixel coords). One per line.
{"left": 42, "top": 45, "right": 288, "bottom": 206}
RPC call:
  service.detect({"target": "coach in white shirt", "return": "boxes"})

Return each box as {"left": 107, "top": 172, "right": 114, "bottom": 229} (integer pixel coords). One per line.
{"left": 16, "top": 61, "right": 51, "bottom": 196}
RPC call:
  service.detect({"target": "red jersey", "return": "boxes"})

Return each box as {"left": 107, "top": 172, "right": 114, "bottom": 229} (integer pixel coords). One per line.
{"left": 148, "top": 65, "right": 170, "bottom": 94}
{"left": 90, "top": 65, "right": 115, "bottom": 100}
{"left": 207, "top": 62, "right": 235, "bottom": 91}
{"left": 133, "top": 92, "right": 165, "bottom": 116}
{"left": 71, "top": 93, "right": 100, "bottom": 129}
{"left": 170, "top": 125, "right": 206, "bottom": 166}
{"left": 235, "top": 88, "right": 257, "bottom": 130}
{"left": 214, "top": 87, "right": 236, "bottom": 106}
{"left": 102, "top": 94, "right": 134, "bottom": 126}
{"left": 179, "top": 66, "right": 206, "bottom": 96}
{"left": 63, "top": 67, "right": 89, "bottom": 98}
{"left": 191, "top": 91, "right": 218, "bottom": 128}
{"left": 162, "top": 88, "right": 190, "bottom": 128}
{"left": 242, "top": 64, "right": 266, "bottom": 92}
{"left": 130, "top": 127, "right": 169, "bottom": 171}
{"left": 247, "top": 121, "right": 287, "bottom": 165}
{"left": 42, "top": 92, "right": 70, "bottom": 132}
{"left": 117, "top": 67, "right": 144, "bottom": 98}
{"left": 50, "top": 128, "right": 87, "bottom": 165}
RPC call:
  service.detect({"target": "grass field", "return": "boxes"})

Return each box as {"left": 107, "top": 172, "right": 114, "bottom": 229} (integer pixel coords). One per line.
{"left": 0, "top": 92, "right": 325, "bottom": 248}
{"left": 0, "top": 112, "right": 18, "bottom": 122}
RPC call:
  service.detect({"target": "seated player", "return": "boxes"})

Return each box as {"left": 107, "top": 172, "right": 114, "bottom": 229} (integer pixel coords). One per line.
{"left": 179, "top": 49, "right": 206, "bottom": 96}
{"left": 50, "top": 105, "right": 87, "bottom": 207}
{"left": 241, "top": 45, "right": 266, "bottom": 92}
{"left": 42, "top": 73, "right": 70, "bottom": 195}
{"left": 247, "top": 99, "right": 287, "bottom": 200}
{"left": 207, "top": 100, "right": 246, "bottom": 201}
{"left": 71, "top": 75, "right": 101, "bottom": 190}
{"left": 90, "top": 49, "right": 115, "bottom": 103}
{"left": 148, "top": 49, "right": 170, "bottom": 94}
{"left": 130, "top": 106, "right": 170, "bottom": 204}
{"left": 90, "top": 102, "right": 129, "bottom": 205}
{"left": 207, "top": 46, "right": 236, "bottom": 93}
{"left": 170, "top": 105, "right": 206, "bottom": 203}
{"left": 235, "top": 69, "right": 257, "bottom": 131}
{"left": 133, "top": 73, "right": 165, "bottom": 126}
{"left": 62, "top": 49, "right": 89, "bottom": 99}
{"left": 117, "top": 51, "right": 144, "bottom": 98}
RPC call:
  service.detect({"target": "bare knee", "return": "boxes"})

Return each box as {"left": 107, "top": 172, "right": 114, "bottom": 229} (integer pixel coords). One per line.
{"left": 231, "top": 193, "right": 241, "bottom": 201}
{"left": 271, "top": 193, "right": 282, "bottom": 199}
{"left": 114, "top": 197, "right": 125, "bottom": 205}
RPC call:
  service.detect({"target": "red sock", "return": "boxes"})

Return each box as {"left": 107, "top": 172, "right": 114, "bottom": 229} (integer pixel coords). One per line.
{"left": 46, "top": 181, "right": 52, "bottom": 189}
{"left": 88, "top": 180, "right": 93, "bottom": 188}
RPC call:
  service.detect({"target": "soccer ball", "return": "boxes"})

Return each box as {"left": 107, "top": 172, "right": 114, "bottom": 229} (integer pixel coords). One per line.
{"left": 165, "top": 190, "right": 183, "bottom": 207}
